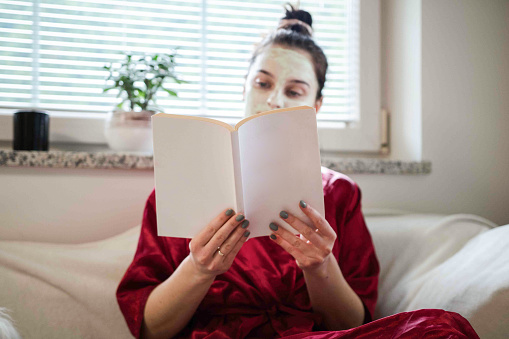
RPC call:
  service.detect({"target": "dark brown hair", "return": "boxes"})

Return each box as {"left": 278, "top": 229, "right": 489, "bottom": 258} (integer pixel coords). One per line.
{"left": 247, "top": 4, "right": 328, "bottom": 100}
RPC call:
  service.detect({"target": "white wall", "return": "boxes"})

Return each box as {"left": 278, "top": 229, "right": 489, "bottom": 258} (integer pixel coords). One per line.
{"left": 352, "top": 0, "right": 509, "bottom": 225}
{"left": 0, "top": 166, "right": 154, "bottom": 243}
{"left": 1, "top": 0, "right": 508, "bottom": 243}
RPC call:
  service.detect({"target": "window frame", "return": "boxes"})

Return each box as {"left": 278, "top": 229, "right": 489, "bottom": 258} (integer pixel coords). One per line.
{"left": 318, "top": 0, "right": 382, "bottom": 153}
{"left": 0, "top": 0, "right": 382, "bottom": 152}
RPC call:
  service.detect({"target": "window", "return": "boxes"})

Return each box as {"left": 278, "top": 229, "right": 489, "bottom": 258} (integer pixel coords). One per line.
{"left": 0, "top": 0, "right": 381, "bottom": 152}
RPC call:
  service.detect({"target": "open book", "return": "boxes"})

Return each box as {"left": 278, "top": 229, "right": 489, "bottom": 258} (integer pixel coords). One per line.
{"left": 152, "top": 105, "right": 325, "bottom": 238}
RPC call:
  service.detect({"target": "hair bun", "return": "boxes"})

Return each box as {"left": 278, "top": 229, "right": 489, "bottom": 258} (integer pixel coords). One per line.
{"left": 278, "top": 3, "right": 313, "bottom": 37}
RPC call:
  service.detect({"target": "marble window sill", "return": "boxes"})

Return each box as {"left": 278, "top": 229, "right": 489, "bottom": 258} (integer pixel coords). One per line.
{"left": 0, "top": 149, "right": 431, "bottom": 175}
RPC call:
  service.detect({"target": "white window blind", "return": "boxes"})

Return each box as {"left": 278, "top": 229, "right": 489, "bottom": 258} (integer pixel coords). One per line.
{"left": 0, "top": 0, "right": 358, "bottom": 124}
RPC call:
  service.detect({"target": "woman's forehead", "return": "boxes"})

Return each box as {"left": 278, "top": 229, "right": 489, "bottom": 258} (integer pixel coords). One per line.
{"left": 252, "top": 46, "right": 317, "bottom": 85}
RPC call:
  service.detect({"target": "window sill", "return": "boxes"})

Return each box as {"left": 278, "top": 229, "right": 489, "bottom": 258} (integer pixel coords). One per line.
{"left": 0, "top": 148, "right": 431, "bottom": 175}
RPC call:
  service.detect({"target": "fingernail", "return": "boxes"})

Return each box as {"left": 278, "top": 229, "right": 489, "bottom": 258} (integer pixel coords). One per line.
{"left": 226, "top": 209, "right": 234, "bottom": 216}
{"left": 300, "top": 200, "right": 307, "bottom": 208}
{"left": 244, "top": 231, "right": 250, "bottom": 237}
{"left": 269, "top": 222, "right": 278, "bottom": 231}
{"left": 279, "top": 211, "right": 288, "bottom": 219}
{"left": 270, "top": 234, "right": 277, "bottom": 240}
{"left": 236, "top": 214, "right": 245, "bottom": 221}
{"left": 241, "top": 220, "right": 249, "bottom": 228}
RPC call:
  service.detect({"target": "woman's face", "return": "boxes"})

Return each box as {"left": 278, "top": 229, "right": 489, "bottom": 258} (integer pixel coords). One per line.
{"left": 243, "top": 46, "right": 323, "bottom": 118}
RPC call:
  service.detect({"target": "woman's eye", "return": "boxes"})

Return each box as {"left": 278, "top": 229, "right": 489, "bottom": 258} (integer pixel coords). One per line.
{"left": 288, "top": 90, "right": 302, "bottom": 97}
{"left": 254, "top": 79, "right": 271, "bottom": 89}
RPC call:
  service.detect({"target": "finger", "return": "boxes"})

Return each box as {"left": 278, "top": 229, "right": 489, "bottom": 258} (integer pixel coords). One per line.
{"left": 193, "top": 208, "right": 235, "bottom": 247}
{"left": 278, "top": 209, "right": 328, "bottom": 251}
{"left": 223, "top": 229, "right": 250, "bottom": 264}
{"left": 217, "top": 219, "right": 249, "bottom": 256}
{"left": 204, "top": 212, "right": 246, "bottom": 253}
{"left": 269, "top": 222, "right": 316, "bottom": 257}
{"left": 298, "top": 201, "right": 336, "bottom": 239}
{"left": 269, "top": 233, "right": 309, "bottom": 266}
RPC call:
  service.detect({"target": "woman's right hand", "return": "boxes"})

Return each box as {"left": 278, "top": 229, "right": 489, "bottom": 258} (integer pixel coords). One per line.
{"left": 187, "top": 208, "right": 250, "bottom": 279}
{"left": 141, "top": 208, "right": 250, "bottom": 339}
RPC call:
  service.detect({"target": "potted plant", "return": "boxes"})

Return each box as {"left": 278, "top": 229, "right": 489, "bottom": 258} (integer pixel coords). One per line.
{"left": 102, "top": 52, "right": 184, "bottom": 152}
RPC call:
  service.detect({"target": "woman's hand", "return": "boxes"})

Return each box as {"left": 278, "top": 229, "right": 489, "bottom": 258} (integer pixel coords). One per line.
{"left": 269, "top": 201, "right": 365, "bottom": 330}
{"left": 268, "top": 200, "right": 337, "bottom": 273}
{"left": 187, "top": 208, "right": 250, "bottom": 279}
{"left": 142, "top": 209, "right": 250, "bottom": 339}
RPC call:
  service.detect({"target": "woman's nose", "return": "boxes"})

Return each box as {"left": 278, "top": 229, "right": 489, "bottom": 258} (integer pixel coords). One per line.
{"left": 267, "top": 90, "right": 284, "bottom": 109}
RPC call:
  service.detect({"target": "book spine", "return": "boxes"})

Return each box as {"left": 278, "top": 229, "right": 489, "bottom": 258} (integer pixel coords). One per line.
{"left": 231, "top": 130, "right": 245, "bottom": 214}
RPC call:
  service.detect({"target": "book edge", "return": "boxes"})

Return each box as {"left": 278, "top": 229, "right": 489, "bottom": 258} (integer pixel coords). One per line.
{"left": 234, "top": 105, "right": 314, "bottom": 131}
{"left": 153, "top": 112, "right": 234, "bottom": 132}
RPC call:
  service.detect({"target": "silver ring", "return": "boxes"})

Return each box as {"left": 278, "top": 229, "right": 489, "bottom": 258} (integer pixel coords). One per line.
{"left": 217, "top": 247, "right": 225, "bottom": 256}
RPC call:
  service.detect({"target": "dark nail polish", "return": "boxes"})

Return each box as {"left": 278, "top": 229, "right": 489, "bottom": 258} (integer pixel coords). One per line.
{"left": 236, "top": 214, "right": 245, "bottom": 221}
{"left": 241, "top": 220, "right": 249, "bottom": 228}
{"left": 269, "top": 223, "right": 278, "bottom": 231}
{"left": 300, "top": 200, "right": 307, "bottom": 208}
{"left": 279, "top": 211, "right": 288, "bottom": 219}
{"left": 226, "top": 209, "right": 234, "bottom": 216}
{"left": 244, "top": 231, "right": 250, "bottom": 237}
{"left": 270, "top": 234, "right": 277, "bottom": 240}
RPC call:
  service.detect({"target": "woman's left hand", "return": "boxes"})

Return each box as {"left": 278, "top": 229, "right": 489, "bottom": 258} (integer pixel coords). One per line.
{"left": 269, "top": 200, "right": 337, "bottom": 272}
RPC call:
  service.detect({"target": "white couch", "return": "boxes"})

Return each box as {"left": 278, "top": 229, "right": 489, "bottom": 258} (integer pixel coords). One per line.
{"left": 367, "top": 212, "right": 509, "bottom": 338}
{"left": 1, "top": 211, "right": 508, "bottom": 339}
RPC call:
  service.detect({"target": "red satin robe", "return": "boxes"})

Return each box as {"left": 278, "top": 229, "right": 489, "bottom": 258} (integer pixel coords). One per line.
{"left": 116, "top": 167, "right": 479, "bottom": 339}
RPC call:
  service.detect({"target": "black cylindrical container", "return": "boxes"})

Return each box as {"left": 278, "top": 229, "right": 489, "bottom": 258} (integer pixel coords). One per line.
{"left": 13, "top": 110, "right": 50, "bottom": 151}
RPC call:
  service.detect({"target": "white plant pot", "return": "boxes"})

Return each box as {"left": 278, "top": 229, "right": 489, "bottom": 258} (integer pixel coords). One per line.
{"left": 104, "top": 110, "right": 153, "bottom": 153}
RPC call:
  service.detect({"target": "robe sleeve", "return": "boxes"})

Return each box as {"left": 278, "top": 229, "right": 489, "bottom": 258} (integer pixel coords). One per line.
{"left": 116, "top": 189, "right": 189, "bottom": 338}
{"left": 330, "top": 178, "right": 380, "bottom": 325}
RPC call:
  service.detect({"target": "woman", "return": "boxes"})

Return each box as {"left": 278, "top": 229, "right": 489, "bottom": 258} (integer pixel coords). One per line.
{"left": 117, "top": 5, "right": 478, "bottom": 339}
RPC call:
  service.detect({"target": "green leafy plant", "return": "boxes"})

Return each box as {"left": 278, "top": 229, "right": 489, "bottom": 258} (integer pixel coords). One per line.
{"left": 103, "top": 52, "right": 185, "bottom": 113}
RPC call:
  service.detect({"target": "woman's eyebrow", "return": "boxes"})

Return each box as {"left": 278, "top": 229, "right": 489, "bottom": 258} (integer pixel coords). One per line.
{"left": 257, "top": 70, "right": 310, "bottom": 87}
{"left": 289, "top": 79, "right": 310, "bottom": 87}
{"left": 258, "top": 69, "right": 273, "bottom": 77}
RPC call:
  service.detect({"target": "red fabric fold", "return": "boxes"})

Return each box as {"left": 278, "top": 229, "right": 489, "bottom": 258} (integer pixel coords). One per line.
{"left": 280, "top": 309, "right": 480, "bottom": 339}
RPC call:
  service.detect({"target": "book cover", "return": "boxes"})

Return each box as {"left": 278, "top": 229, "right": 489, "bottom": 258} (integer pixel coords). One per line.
{"left": 152, "top": 105, "right": 324, "bottom": 238}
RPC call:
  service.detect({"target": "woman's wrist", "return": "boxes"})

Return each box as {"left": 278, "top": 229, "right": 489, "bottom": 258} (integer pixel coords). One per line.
{"left": 142, "top": 255, "right": 218, "bottom": 339}
{"left": 301, "top": 254, "right": 336, "bottom": 279}
{"left": 181, "top": 256, "right": 218, "bottom": 284}
{"left": 301, "top": 253, "right": 363, "bottom": 330}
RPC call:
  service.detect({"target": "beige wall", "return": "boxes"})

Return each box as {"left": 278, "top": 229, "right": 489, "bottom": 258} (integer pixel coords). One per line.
{"left": 1, "top": 0, "right": 508, "bottom": 243}
{"left": 352, "top": 0, "right": 509, "bottom": 225}
{"left": 0, "top": 166, "right": 154, "bottom": 243}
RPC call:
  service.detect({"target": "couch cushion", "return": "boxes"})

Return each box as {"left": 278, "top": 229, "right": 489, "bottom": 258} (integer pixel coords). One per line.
{"left": 366, "top": 213, "right": 509, "bottom": 339}
{"left": 0, "top": 225, "right": 141, "bottom": 339}
{"left": 403, "top": 224, "right": 509, "bottom": 339}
